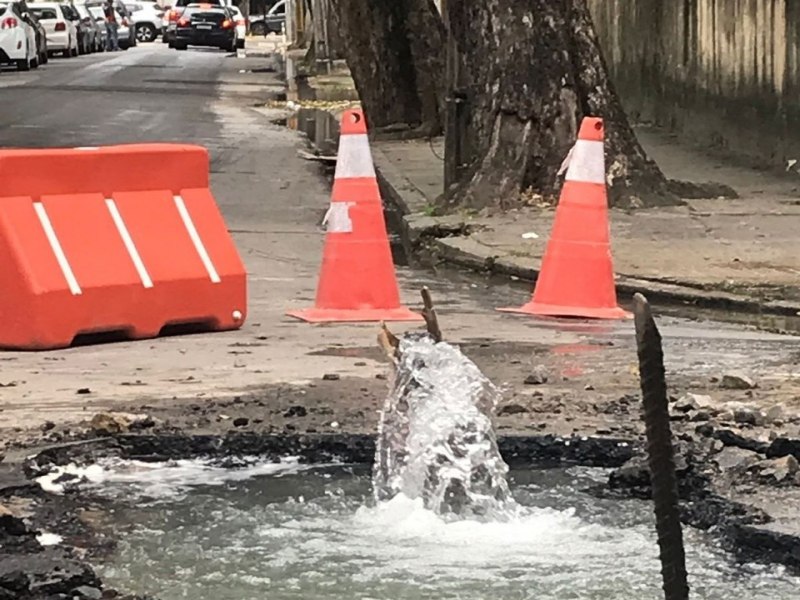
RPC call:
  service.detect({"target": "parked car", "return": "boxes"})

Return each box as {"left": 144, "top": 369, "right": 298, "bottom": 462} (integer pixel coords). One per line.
{"left": 228, "top": 4, "right": 244, "bottom": 49}
{"left": 84, "top": 3, "right": 107, "bottom": 49}
{"left": 74, "top": 3, "right": 103, "bottom": 52}
{"left": 84, "top": 1, "right": 135, "bottom": 49}
{"left": 27, "top": 2, "right": 76, "bottom": 58}
{"left": 20, "top": 3, "right": 48, "bottom": 65}
{"left": 0, "top": 0, "right": 38, "bottom": 69}
{"left": 61, "top": 3, "right": 93, "bottom": 54}
{"left": 166, "top": 2, "right": 236, "bottom": 52}
{"left": 249, "top": 0, "right": 283, "bottom": 36}
{"left": 124, "top": 0, "right": 161, "bottom": 42}
{"left": 116, "top": 5, "right": 136, "bottom": 48}
{"left": 162, "top": 0, "right": 225, "bottom": 43}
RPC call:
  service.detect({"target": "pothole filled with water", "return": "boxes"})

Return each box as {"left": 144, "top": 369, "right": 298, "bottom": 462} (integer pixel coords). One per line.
{"left": 84, "top": 458, "right": 799, "bottom": 600}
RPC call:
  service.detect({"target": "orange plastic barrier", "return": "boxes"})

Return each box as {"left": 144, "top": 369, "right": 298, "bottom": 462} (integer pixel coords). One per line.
{"left": 499, "top": 117, "right": 630, "bottom": 320}
{"left": 287, "top": 109, "right": 421, "bottom": 323}
{"left": 0, "top": 144, "right": 247, "bottom": 350}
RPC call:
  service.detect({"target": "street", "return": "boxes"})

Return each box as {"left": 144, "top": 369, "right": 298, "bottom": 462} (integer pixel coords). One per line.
{"left": 2, "top": 28, "right": 800, "bottom": 600}
{"left": 1, "top": 43, "right": 800, "bottom": 442}
{"left": 0, "top": 44, "right": 590, "bottom": 432}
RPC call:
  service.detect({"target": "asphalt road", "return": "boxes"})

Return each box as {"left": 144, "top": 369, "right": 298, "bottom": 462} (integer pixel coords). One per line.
{"left": 0, "top": 43, "right": 578, "bottom": 430}
{"left": 1, "top": 43, "right": 798, "bottom": 442}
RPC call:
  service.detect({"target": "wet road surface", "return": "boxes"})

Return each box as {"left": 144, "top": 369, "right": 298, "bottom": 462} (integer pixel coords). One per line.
{"left": 0, "top": 43, "right": 798, "bottom": 437}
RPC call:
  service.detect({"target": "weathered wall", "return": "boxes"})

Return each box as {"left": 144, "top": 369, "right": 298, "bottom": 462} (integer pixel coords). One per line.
{"left": 588, "top": 0, "right": 800, "bottom": 170}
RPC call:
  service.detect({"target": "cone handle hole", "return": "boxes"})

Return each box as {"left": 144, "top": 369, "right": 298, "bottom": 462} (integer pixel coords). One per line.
{"left": 350, "top": 112, "right": 361, "bottom": 125}
{"left": 594, "top": 121, "right": 603, "bottom": 131}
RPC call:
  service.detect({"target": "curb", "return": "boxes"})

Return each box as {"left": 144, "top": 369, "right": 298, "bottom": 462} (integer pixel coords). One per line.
{"left": 372, "top": 147, "right": 800, "bottom": 323}
{"left": 294, "top": 100, "right": 800, "bottom": 324}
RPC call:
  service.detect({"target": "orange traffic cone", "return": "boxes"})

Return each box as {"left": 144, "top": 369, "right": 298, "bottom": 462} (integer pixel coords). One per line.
{"left": 498, "top": 117, "right": 630, "bottom": 320}
{"left": 287, "top": 109, "right": 422, "bottom": 323}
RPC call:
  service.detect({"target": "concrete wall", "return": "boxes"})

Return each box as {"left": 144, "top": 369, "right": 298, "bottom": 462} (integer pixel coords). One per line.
{"left": 588, "top": 0, "right": 800, "bottom": 170}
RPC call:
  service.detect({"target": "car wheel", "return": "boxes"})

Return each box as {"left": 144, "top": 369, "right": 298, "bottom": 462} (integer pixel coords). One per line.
{"left": 136, "top": 23, "right": 156, "bottom": 43}
{"left": 31, "top": 55, "right": 39, "bottom": 69}
{"left": 16, "top": 57, "right": 30, "bottom": 71}
{"left": 250, "top": 21, "right": 266, "bottom": 36}
{"left": 175, "top": 44, "right": 187, "bottom": 51}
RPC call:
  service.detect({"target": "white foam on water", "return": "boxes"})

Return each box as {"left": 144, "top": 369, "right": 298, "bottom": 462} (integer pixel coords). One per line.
{"left": 36, "top": 532, "right": 63, "bottom": 546}
{"left": 97, "top": 466, "right": 800, "bottom": 600}
{"left": 36, "top": 463, "right": 106, "bottom": 494}
{"left": 259, "top": 493, "right": 654, "bottom": 590}
{"left": 37, "top": 456, "right": 322, "bottom": 499}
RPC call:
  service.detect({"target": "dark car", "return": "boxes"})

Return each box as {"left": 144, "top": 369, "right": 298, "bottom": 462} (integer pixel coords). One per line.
{"left": 162, "top": 0, "right": 222, "bottom": 43}
{"left": 19, "top": 1, "right": 48, "bottom": 65}
{"left": 166, "top": 3, "right": 236, "bottom": 51}
{"left": 249, "top": 0, "right": 284, "bottom": 36}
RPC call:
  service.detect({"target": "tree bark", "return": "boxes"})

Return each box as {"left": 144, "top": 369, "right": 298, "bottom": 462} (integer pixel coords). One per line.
{"left": 330, "top": 0, "right": 446, "bottom": 135}
{"left": 443, "top": 0, "right": 679, "bottom": 210}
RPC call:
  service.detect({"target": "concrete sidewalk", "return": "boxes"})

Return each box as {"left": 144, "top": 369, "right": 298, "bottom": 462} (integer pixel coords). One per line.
{"left": 372, "top": 130, "right": 800, "bottom": 320}
{"left": 287, "top": 65, "right": 800, "bottom": 320}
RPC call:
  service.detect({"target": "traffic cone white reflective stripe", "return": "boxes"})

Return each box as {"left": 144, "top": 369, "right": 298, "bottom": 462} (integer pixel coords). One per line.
{"left": 322, "top": 202, "right": 354, "bottom": 233}
{"left": 334, "top": 134, "right": 376, "bottom": 179}
{"left": 564, "top": 139, "right": 605, "bottom": 184}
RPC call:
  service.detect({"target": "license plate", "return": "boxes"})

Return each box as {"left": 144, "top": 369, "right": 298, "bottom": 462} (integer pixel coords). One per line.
{"left": 196, "top": 24, "right": 212, "bottom": 29}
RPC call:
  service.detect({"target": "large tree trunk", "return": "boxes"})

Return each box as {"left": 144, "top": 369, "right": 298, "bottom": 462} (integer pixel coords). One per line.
{"left": 443, "top": 0, "right": 679, "bottom": 210}
{"left": 330, "top": 0, "right": 446, "bottom": 135}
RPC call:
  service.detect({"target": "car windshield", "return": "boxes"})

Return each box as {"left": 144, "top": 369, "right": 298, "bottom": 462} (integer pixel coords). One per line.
{"left": 30, "top": 7, "right": 58, "bottom": 19}
{"left": 76, "top": 6, "right": 90, "bottom": 18}
{"left": 88, "top": 6, "right": 103, "bottom": 19}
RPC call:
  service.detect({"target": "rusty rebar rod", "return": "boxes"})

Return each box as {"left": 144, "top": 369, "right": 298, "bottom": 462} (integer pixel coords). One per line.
{"left": 421, "top": 287, "right": 442, "bottom": 342}
{"left": 633, "top": 293, "right": 689, "bottom": 600}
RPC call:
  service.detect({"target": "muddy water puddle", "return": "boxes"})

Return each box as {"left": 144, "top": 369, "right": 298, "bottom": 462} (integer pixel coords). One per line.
{"left": 87, "top": 459, "right": 800, "bottom": 600}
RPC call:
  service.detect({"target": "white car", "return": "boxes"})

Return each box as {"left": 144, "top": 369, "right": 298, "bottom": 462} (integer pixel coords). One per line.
{"left": 0, "top": 0, "right": 39, "bottom": 69}
{"left": 28, "top": 2, "right": 78, "bottom": 57}
{"left": 125, "top": 0, "right": 162, "bottom": 43}
{"left": 229, "top": 4, "right": 245, "bottom": 49}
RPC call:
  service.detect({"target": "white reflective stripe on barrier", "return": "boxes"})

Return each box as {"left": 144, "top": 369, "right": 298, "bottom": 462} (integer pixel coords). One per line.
{"left": 322, "top": 202, "right": 354, "bottom": 233}
{"left": 33, "top": 202, "right": 82, "bottom": 296}
{"left": 564, "top": 139, "right": 605, "bottom": 184}
{"left": 106, "top": 199, "right": 153, "bottom": 289}
{"left": 173, "top": 195, "right": 221, "bottom": 284}
{"left": 334, "top": 134, "right": 376, "bottom": 179}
